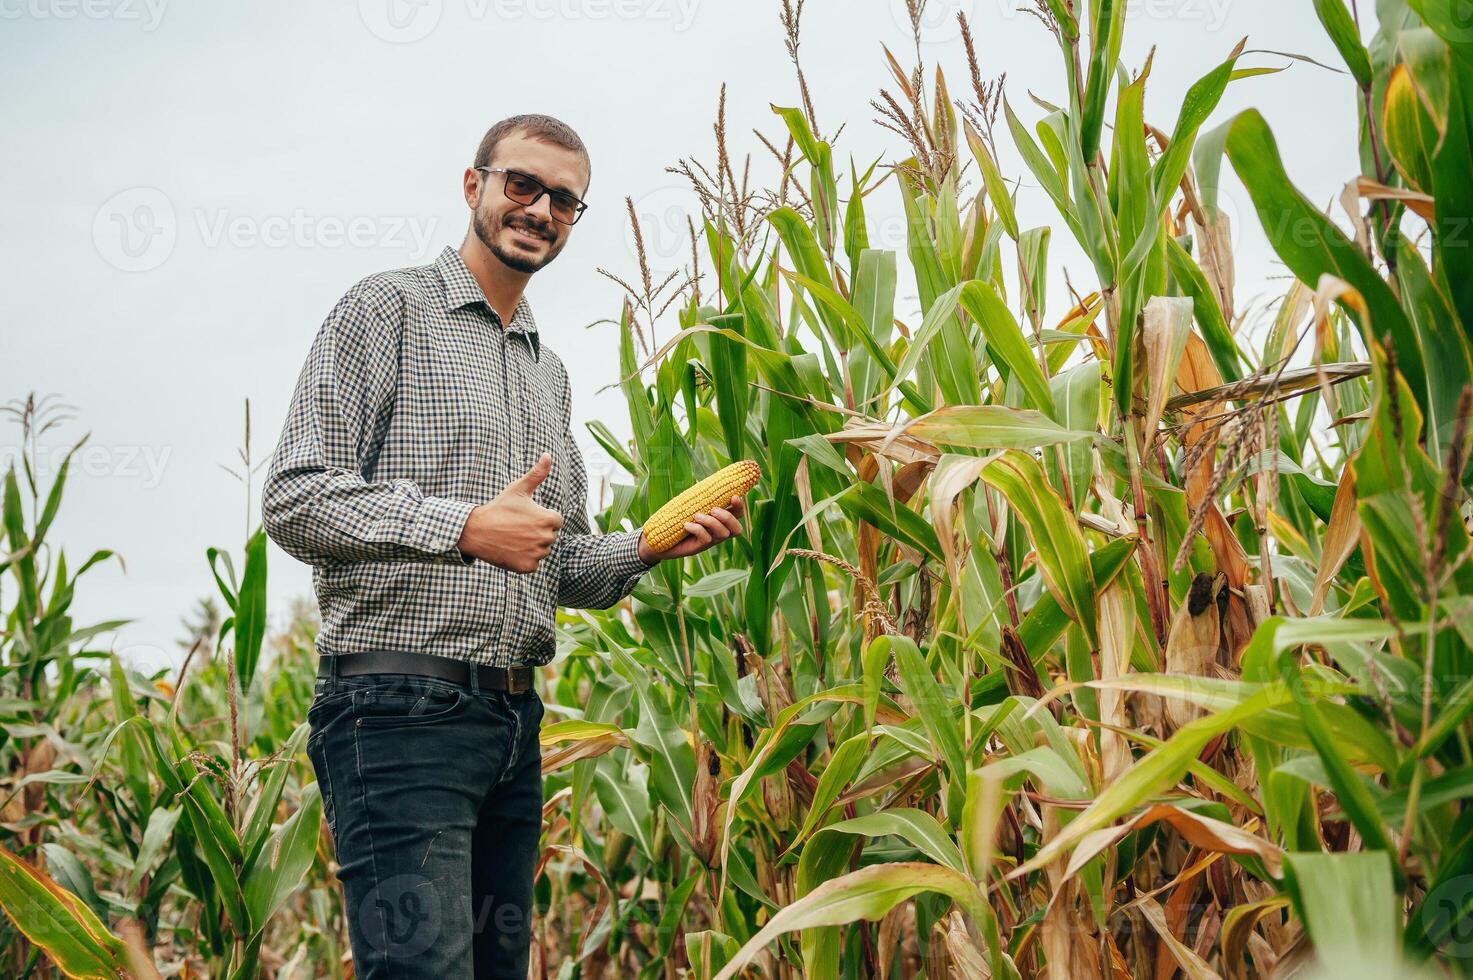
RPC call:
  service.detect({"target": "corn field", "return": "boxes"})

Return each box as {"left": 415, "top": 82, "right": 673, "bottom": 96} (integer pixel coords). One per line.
{"left": 5, "top": 0, "right": 1473, "bottom": 976}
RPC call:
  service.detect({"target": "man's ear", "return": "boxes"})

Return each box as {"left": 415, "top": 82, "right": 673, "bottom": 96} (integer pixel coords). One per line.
{"left": 462, "top": 167, "right": 482, "bottom": 209}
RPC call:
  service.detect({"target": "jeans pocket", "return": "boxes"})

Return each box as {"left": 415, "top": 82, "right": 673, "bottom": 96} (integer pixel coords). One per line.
{"left": 354, "top": 684, "right": 468, "bottom": 728}
{"left": 306, "top": 687, "right": 356, "bottom": 730}
{"left": 305, "top": 730, "right": 338, "bottom": 842}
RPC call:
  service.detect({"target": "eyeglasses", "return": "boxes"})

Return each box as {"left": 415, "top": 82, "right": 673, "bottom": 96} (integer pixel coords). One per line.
{"left": 475, "top": 166, "right": 588, "bottom": 226}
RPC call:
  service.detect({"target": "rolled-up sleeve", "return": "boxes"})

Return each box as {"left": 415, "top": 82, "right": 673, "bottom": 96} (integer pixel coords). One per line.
{"left": 551, "top": 385, "right": 656, "bottom": 609}
{"left": 262, "top": 285, "right": 477, "bottom": 567}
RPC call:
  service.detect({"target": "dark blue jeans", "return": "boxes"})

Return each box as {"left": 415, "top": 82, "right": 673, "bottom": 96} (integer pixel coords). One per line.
{"left": 304, "top": 668, "right": 544, "bottom": 979}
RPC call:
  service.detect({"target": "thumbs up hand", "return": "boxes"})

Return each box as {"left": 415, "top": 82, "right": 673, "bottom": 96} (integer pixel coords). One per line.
{"left": 506, "top": 452, "right": 553, "bottom": 497}
{"left": 456, "top": 452, "right": 566, "bottom": 573}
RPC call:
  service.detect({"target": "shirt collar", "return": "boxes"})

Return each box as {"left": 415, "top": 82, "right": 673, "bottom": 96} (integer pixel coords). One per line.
{"left": 434, "top": 245, "right": 540, "bottom": 361}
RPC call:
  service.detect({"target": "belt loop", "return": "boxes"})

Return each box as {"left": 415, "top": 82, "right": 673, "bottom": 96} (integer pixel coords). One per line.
{"left": 468, "top": 661, "right": 480, "bottom": 695}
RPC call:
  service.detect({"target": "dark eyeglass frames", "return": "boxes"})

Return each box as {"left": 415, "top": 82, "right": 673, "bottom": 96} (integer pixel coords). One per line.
{"left": 475, "top": 166, "right": 588, "bottom": 226}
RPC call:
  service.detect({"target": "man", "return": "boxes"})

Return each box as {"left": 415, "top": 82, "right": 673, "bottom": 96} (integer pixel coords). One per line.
{"left": 262, "top": 114, "right": 746, "bottom": 978}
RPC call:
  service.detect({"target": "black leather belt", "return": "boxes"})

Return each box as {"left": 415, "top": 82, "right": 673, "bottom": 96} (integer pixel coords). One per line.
{"left": 317, "top": 650, "right": 535, "bottom": 695}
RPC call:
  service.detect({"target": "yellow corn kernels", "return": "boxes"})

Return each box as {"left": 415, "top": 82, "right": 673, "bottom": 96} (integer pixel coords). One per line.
{"left": 642, "top": 460, "right": 761, "bottom": 551}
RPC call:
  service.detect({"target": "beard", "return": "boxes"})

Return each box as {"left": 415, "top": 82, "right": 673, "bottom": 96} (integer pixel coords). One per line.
{"left": 472, "top": 201, "right": 560, "bottom": 274}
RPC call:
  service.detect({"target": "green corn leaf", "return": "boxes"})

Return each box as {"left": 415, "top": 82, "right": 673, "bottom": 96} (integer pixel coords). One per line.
{"left": 905, "top": 405, "right": 1096, "bottom": 451}
{"left": 40, "top": 846, "right": 108, "bottom": 926}
{"left": 1019, "top": 226, "right": 1051, "bottom": 330}
{"left": 233, "top": 529, "right": 268, "bottom": 694}
{"left": 1408, "top": 0, "right": 1473, "bottom": 55}
{"left": 1080, "top": 0, "right": 1126, "bottom": 164}
{"left": 1122, "top": 42, "right": 1244, "bottom": 280}
{"left": 594, "top": 757, "right": 655, "bottom": 861}
{"left": 1164, "top": 234, "right": 1243, "bottom": 382}
{"left": 889, "top": 282, "right": 966, "bottom": 409}
{"left": 1051, "top": 362, "right": 1102, "bottom": 511}
{"left": 720, "top": 685, "right": 869, "bottom": 894}
{"left": 240, "top": 723, "right": 311, "bottom": 873}
{"left": 884, "top": 636, "right": 967, "bottom": 792}
{"left": 965, "top": 120, "right": 1019, "bottom": 241}
{"left": 978, "top": 745, "right": 1092, "bottom": 800}
{"left": 959, "top": 281, "right": 1056, "bottom": 416}
{"left": 618, "top": 650, "right": 696, "bottom": 835}
{"left": 1017, "top": 683, "right": 1297, "bottom": 875}
{"left": 1296, "top": 695, "right": 1397, "bottom": 856}
{"left": 1224, "top": 109, "right": 1427, "bottom": 411}
{"left": 1313, "top": 0, "right": 1374, "bottom": 86}
{"left": 1004, "top": 99, "right": 1086, "bottom": 248}
{"left": 1285, "top": 852, "right": 1404, "bottom": 977}
{"left": 126, "top": 806, "right": 182, "bottom": 895}
{"left": 850, "top": 247, "right": 899, "bottom": 406}
{"left": 898, "top": 165, "right": 949, "bottom": 315}
{"left": 931, "top": 287, "right": 983, "bottom": 406}
{"left": 844, "top": 159, "right": 878, "bottom": 282}
{"left": 714, "top": 862, "right": 992, "bottom": 980}
{"left": 935, "top": 171, "right": 965, "bottom": 282}
{"left": 1427, "top": 43, "right": 1473, "bottom": 346}
{"left": 0, "top": 844, "right": 133, "bottom": 979}
{"left": 243, "top": 782, "right": 322, "bottom": 933}
{"left": 179, "top": 789, "right": 250, "bottom": 933}
{"left": 812, "top": 808, "right": 968, "bottom": 874}
{"left": 769, "top": 207, "right": 848, "bottom": 347}
{"left": 838, "top": 483, "right": 943, "bottom": 562}
{"left": 791, "top": 733, "right": 870, "bottom": 847}
{"left": 983, "top": 451, "right": 1097, "bottom": 645}
{"left": 618, "top": 299, "right": 655, "bottom": 465}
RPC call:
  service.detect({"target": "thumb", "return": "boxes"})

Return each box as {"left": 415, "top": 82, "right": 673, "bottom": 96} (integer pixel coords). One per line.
{"left": 509, "top": 452, "right": 552, "bottom": 495}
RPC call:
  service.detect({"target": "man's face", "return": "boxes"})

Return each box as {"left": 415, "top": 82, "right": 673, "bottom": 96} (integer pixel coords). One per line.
{"left": 470, "top": 132, "right": 588, "bottom": 275}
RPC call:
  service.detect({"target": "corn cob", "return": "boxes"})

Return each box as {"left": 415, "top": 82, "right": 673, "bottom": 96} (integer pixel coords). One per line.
{"left": 642, "top": 460, "right": 761, "bottom": 551}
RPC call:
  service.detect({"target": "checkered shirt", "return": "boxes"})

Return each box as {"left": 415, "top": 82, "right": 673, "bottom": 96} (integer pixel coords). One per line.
{"left": 262, "top": 245, "right": 654, "bottom": 668}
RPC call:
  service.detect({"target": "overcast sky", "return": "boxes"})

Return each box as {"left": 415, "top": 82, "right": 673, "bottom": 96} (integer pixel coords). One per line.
{"left": 1, "top": 0, "right": 1374, "bottom": 672}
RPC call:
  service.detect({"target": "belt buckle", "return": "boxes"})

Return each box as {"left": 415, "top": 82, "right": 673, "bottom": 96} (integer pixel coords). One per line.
{"left": 505, "top": 668, "right": 530, "bottom": 695}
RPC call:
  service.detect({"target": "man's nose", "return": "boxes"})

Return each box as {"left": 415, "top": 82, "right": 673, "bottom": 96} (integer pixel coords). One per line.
{"left": 523, "top": 194, "right": 555, "bottom": 224}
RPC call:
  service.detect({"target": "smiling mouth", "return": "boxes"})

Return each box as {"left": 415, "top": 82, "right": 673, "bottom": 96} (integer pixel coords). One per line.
{"left": 507, "top": 224, "right": 548, "bottom": 245}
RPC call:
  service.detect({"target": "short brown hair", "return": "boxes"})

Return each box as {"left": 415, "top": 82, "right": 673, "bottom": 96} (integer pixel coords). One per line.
{"left": 472, "top": 114, "right": 591, "bottom": 193}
